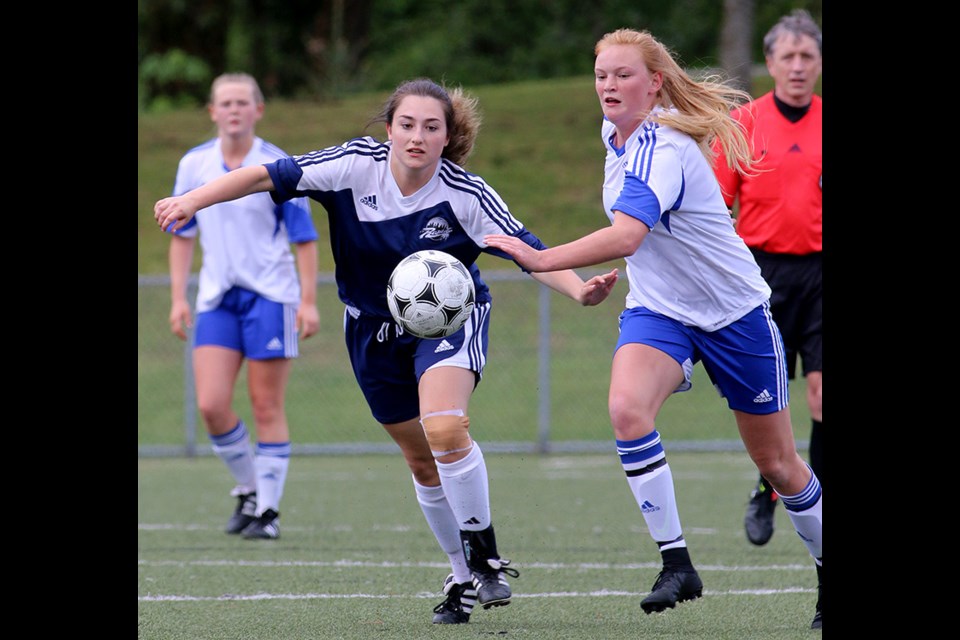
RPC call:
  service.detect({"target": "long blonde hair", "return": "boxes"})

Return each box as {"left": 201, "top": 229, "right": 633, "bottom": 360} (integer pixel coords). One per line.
{"left": 595, "top": 29, "right": 754, "bottom": 173}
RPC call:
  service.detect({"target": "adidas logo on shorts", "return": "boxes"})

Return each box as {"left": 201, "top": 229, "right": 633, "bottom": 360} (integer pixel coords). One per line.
{"left": 753, "top": 389, "right": 773, "bottom": 403}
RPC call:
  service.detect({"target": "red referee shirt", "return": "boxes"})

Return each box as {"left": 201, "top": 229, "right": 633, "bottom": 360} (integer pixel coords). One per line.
{"left": 714, "top": 92, "right": 822, "bottom": 255}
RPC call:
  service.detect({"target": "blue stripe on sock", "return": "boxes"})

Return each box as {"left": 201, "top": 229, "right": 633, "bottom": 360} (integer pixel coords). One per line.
{"left": 256, "top": 441, "right": 291, "bottom": 458}
{"left": 209, "top": 420, "right": 247, "bottom": 446}
{"left": 780, "top": 465, "right": 821, "bottom": 512}
{"left": 616, "top": 431, "right": 663, "bottom": 465}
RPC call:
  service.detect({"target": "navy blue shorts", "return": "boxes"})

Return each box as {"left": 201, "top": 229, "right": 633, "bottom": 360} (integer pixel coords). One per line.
{"left": 616, "top": 302, "right": 789, "bottom": 414}
{"left": 342, "top": 302, "right": 491, "bottom": 424}
{"left": 194, "top": 286, "right": 299, "bottom": 360}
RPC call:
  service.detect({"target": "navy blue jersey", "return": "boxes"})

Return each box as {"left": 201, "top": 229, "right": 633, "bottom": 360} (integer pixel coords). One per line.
{"left": 266, "top": 136, "right": 545, "bottom": 319}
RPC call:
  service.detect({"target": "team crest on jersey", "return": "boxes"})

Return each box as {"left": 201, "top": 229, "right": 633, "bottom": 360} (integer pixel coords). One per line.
{"left": 419, "top": 217, "right": 452, "bottom": 241}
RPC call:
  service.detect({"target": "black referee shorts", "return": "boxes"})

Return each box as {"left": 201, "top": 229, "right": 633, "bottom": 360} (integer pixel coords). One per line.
{"left": 751, "top": 249, "right": 822, "bottom": 380}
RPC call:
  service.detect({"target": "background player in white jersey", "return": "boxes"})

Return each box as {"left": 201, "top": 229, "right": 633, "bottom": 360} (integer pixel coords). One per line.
{"left": 165, "top": 73, "right": 319, "bottom": 540}
{"left": 484, "top": 29, "right": 823, "bottom": 630}
{"left": 156, "top": 77, "right": 618, "bottom": 624}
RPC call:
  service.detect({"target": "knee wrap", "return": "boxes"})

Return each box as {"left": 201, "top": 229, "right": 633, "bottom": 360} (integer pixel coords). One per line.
{"left": 420, "top": 409, "right": 472, "bottom": 458}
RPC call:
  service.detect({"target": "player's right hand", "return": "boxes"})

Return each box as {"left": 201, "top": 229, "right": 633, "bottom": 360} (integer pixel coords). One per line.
{"left": 155, "top": 196, "right": 197, "bottom": 233}
{"left": 169, "top": 299, "right": 192, "bottom": 341}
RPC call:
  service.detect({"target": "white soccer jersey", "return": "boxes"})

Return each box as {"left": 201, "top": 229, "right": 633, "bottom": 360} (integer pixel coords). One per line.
{"left": 171, "top": 137, "right": 317, "bottom": 313}
{"left": 601, "top": 112, "right": 770, "bottom": 331}
{"left": 265, "top": 136, "right": 546, "bottom": 318}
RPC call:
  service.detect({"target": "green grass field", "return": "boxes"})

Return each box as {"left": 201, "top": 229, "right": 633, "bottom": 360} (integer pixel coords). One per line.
{"left": 138, "top": 452, "right": 818, "bottom": 639}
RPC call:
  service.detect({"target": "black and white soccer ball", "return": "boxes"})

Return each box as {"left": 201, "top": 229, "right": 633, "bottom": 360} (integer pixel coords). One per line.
{"left": 386, "top": 250, "right": 476, "bottom": 339}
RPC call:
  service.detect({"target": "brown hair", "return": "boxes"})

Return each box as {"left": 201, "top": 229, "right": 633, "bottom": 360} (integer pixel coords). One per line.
{"left": 367, "top": 78, "right": 481, "bottom": 167}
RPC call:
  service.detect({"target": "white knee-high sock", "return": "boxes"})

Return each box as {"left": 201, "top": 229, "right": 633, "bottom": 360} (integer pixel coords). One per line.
{"left": 618, "top": 433, "right": 686, "bottom": 550}
{"left": 435, "top": 441, "right": 491, "bottom": 532}
{"left": 254, "top": 441, "right": 291, "bottom": 516}
{"left": 210, "top": 420, "right": 256, "bottom": 494}
{"left": 780, "top": 466, "right": 822, "bottom": 561}
{"left": 414, "top": 479, "right": 471, "bottom": 583}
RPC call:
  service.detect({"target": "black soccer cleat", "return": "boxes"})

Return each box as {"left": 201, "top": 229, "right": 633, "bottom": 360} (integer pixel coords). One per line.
{"left": 471, "top": 557, "right": 520, "bottom": 609}
{"left": 432, "top": 574, "right": 477, "bottom": 624}
{"left": 225, "top": 491, "right": 257, "bottom": 535}
{"left": 744, "top": 478, "right": 778, "bottom": 546}
{"left": 461, "top": 525, "right": 520, "bottom": 609}
{"left": 640, "top": 567, "right": 703, "bottom": 614}
{"left": 241, "top": 508, "right": 280, "bottom": 539}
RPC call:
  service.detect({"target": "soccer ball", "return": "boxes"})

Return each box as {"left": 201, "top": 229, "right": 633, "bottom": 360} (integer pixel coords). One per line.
{"left": 386, "top": 250, "right": 476, "bottom": 339}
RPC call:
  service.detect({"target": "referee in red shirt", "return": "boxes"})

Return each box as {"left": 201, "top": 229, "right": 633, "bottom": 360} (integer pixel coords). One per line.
{"left": 713, "top": 9, "right": 822, "bottom": 555}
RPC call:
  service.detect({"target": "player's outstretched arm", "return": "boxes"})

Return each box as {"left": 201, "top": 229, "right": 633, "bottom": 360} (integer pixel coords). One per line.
{"left": 154, "top": 165, "right": 276, "bottom": 232}
{"left": 485, "top": 212, "right": 647, "bottom": 272}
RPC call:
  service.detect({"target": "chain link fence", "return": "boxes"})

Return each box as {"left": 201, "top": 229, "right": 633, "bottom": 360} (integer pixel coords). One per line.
{"left": 139, "top": 271, "right": 782, "bottom": 458}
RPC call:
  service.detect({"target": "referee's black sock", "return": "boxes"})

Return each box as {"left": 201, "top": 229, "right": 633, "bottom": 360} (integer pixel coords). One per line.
{"left": 809, "top": 419, "right": 822, "bottom": 488}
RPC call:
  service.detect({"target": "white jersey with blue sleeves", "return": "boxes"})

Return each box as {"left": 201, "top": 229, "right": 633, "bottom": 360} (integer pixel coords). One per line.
{"left": 265, "top": 136, "right": 545, "bottom": 318}
{"left": 601, "top": 112, "right": 770, "bottom": 331}
{"left": 171, "top": 136, "right": 317, "bottom": 313}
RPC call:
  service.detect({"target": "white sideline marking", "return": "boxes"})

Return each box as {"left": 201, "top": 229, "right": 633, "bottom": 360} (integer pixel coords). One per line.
{"left": 140, "top": 523, "right": 719, "bottom": 535}
{"left": 138, "top": 558, "right": 809, "bottom": 572}
{"left": 139, "top": 524, "right": 212, "bottom": 531}
{"left": 139, "top": 588, "right": 814, "bottom": 603}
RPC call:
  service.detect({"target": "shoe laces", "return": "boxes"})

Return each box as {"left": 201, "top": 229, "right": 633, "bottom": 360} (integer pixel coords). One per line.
{"left": 233, "top": 494, "right": 257, "bottom": 516}
{"left": 650, "top": 567, "right": 690, "bottom": 591}
{"left": 434, "top": 578, "right": 473, "bottom": 614}
{"left": 478, "top": 557, "right": 520, "bottom": 579}
{"left": 433, "top": 585, "right": 463, "bottom": 614}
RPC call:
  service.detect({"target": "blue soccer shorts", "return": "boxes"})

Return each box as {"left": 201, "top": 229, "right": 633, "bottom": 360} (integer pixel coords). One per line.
{"left": 615, "top": 302, "right": 789, "bottom": 415}
{"left": 194, "top": 286, "right": 299, "bottom": 360}
{"left": 343, "top": 302, "right": 491, "bottom": 424}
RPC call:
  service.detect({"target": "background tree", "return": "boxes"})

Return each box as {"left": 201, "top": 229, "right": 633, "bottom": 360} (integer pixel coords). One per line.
{"left": 137, "top": 0, "right": 820, "bottom": 111}
{"left": 719, "top": 0, "right": 755, "bottom": 93}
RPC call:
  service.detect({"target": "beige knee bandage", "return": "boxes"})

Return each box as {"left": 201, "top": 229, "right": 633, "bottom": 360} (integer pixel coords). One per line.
{"left": 420, "top": 409, "right": 472, "bottom": 458}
